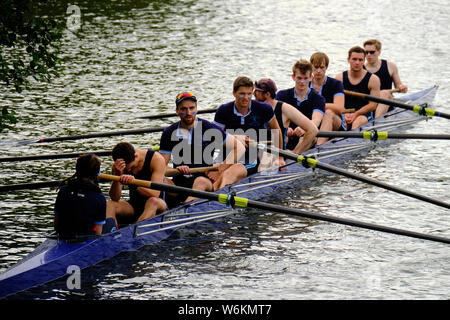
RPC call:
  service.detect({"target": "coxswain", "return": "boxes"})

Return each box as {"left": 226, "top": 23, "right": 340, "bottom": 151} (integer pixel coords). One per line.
{"left": 54, "top": 154, "right": 106, "bottom": 238}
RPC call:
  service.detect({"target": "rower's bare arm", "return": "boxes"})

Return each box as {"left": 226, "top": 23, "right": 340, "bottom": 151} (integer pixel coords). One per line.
{"left": 326, "top": 94, "right": 345, "bottom": 114}
{"left": 109, "top": 159, "right": 125, "bottom": 201}
{"left": 355, "top": 74, "right": 380, "bottom": 116}
{"left": 284, "top": 103, "right": 318, "bottom": 154}
{"left": 268, "top": 116, "right": 283, "bottom": 151}
{"left": 137, "top": 152, "right": 166, "bottom": 199}
{"left": 388, "top": 61, "right": 408, "bottom": 93}
{"left": 311, "top": 110, "right": 324, "bottom": 128}
{"left": 334, "top": 72, "right": 343, "bottom": 82}
{"left": 292, "top": 119, "right": 318, "bottom": 154}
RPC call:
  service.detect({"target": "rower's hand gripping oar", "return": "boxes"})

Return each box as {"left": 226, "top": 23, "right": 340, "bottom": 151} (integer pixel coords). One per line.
{"left": 344, "top": 89, "right": 450, "bottom": 120}
{"left": 257, "top": 143, "right": 450, "bottom": 210}
{"left": 98, "top": 173, "right": 450, "bottom": 245}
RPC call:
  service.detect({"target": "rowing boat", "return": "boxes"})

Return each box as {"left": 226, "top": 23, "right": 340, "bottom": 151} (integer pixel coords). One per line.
{"left": 0, "top": 85, "right": 438, "bottom": 299}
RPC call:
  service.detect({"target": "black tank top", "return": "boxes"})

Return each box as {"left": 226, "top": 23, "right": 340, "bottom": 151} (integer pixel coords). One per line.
{"left": 128, "top": 149, "right": 154, "bottom": 203}
{"left": 343, "top": 71, "right": 372, "bottom": 110}
{"left": 274, "top": 101, "right": 287, "bottom": 149}
{"left": 364, "top": 59, "right": 392, "bottom": 90}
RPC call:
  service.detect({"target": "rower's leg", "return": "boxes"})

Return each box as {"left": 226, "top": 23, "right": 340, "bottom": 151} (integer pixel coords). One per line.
{"left": 106, "top": 199, "right": 134, "bottom": 228}
{"left": 185, "top": 176, "right": 214, "bottom": 203}
{"left": 375, "top": 90, "right": 392, "bottom": 118}
{"left": 317, "top": 109, "right": 341, "bottom": 145}
{"left": 215, "top": 163, "right": 247, "bottom": 190}
{"left": 351, "top": 115, "right": 369, "bottom": 129}
{"left": 137, "top": 197, "right": 167, "bottom": 222}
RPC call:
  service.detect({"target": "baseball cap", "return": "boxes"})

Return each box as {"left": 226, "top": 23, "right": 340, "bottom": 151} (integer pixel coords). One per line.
{"left": 254, "top": 78, "right": 278, "bottom": 97}
{"left": 175, "top": 91, "right": 197, "bottom": 106}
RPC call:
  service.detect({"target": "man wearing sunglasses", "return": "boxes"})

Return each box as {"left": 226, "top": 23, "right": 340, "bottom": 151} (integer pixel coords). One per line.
{"left": 213, "top": 76, "right": 285, "bottom": 175}
{"left": 309, "top": 52, "right": 345, "bottom": 145}
{"left": 335, "top": 46, "right": 381, "bottom": 130}
{"left": 363, "top": 39, "right": 408, "bottom": 117}
{"left": 159, "top": 92, "right": 246, "bottom": 204}
{"left": 275, "top": 59, "right": 325, "bottom": 150}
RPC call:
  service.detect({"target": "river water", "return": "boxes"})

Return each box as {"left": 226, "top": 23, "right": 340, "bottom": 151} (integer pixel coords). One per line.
{"left": 0, "top": 0, "right": 449, "bottom": 300}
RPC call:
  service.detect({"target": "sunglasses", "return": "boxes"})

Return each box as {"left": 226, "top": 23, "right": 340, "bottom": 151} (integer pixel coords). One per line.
{"left": 366, "top": 50, "right": 377, "bottom": 55}
{"left": 176, "top": 92, "right": 195, "bottom": 100}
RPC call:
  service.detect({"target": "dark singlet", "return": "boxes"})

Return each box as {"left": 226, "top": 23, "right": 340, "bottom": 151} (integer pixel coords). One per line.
{"left": 274, "top": 101, "right": 287, "bottom": 150}
{"left": 364, "top": 59, "right": 392, "bottom": 90}
{"left": 342, "top": 70, "right": 372, "bottom": 111}
{"left": 127, "top": 149, "right": 155, "bottom": 216}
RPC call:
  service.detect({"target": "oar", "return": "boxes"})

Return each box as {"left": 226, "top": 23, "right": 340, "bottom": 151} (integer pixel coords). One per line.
{"left": 256, "top": 143, "right": 450, "bottom": 210}
{"left": 0, "top": 150, "right": 112, "bottom": 163}
{"left": 0, "top": 163, "right": 208, "bottom": 192}
{"left": 344, "top": 90, "right": 450, "bottom": 120}
{"left": 0, "top": 146, "right": 160, "bottom": 163}
{"left": 6, "top": 126, "right": 166, "bottom": 146}
{"left": 138, "top": 108, "right": 217, "bottom": 120}
{"left": 0, "top": 180, "right": 65, "bottom": 192}
{"left": 164, "top": 166, "right": 218, "bottom": 177}
{"left": 317, "top": 131, "right": 450, "bottom": 140}
{"left": 98, "top": 173, "right": 450, "bottom": 245}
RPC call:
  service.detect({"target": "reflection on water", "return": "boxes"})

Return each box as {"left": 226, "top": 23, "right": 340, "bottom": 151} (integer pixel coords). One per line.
{"left": 1, "top": 0, "right": 449, "bottom": 299}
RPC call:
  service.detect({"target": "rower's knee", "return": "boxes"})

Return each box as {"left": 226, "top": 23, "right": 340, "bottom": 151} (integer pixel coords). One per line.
{"left": 145, "top": 197, "right": 166, "bottom": 212}
{"left": 223, "top": 164, "right": 247, "bottom": 181}
{"left": 193, "top": 176, "right": 213, "bottom": 191}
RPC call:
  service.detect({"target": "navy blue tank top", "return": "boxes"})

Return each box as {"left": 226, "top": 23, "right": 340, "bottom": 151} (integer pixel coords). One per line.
{"left": 364, "top": 59, "right": 392, "bottom": 90}
{"left": 274, "top": 101, "right": 287, "bottom": 149}
{"left": 342, "top": 71, "right": 372, "bottom": 110}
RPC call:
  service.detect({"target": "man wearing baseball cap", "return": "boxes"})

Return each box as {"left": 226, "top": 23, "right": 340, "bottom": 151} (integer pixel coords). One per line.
{"left": 254, "top": 78, "right": 318, "bottom": 154}
{"left": 159, "top": 91, "right": 246, "bottom": 204}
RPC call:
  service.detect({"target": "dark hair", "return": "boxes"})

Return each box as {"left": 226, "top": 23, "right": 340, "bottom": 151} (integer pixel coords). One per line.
{"left": 112, "top": 142, "right": 135, "bottom": 164}
{"left": 75, "top": 154, "right": 101, "bottom": 181}
{"left": 348, "top": 46, "right": 366, "bottom": 58}
{"left": 233, "top": 76, "right": 254, "bottom": 92}
{"left": 292, "top": 59, "right": 313, "bottom": 76}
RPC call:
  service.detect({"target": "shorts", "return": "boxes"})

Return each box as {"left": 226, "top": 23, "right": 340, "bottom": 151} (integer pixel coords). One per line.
{"left": 341, "top": 110, "right": 374, "bottom": 131}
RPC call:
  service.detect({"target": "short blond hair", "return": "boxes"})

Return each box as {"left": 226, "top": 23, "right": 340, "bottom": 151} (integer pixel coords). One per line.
{"left": 363, "top": 39, "right": 382, "bottom": 51}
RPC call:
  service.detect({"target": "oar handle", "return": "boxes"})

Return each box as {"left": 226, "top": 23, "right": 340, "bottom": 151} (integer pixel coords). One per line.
{"left": 341, "top": 108, "right": 355, "bottom": 114}
{"left": 164, "top": 166, "right": 218, "bottom": 177}
{"left": 99, "top": 173, "right": 152, "bottom": 188}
